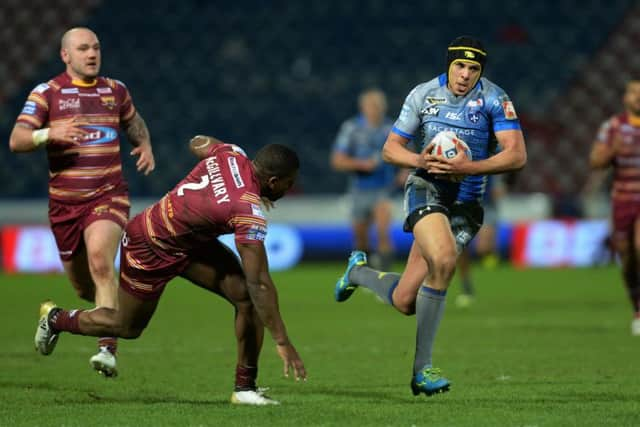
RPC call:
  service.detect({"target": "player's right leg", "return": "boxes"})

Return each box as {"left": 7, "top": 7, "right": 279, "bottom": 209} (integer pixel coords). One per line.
{"left": 409, "top": 212, "right": 457, "bottom": 396}
{"left": 181, "top": 242, "right": 277, "bottom": 405}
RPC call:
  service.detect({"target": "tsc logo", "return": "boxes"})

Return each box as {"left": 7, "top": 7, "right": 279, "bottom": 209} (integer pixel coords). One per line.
{"left": 421, "top": 106, "right": 440, "bottom": 116}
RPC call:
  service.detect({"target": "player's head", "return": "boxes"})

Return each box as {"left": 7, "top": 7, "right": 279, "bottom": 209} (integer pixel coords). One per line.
{"left": 60, "top": 27, "right": 101, "bottom": 81}
{"left": 624, "top": 80, "right": 640, "bottom": 116}
{"left": 446, "top": 36, "right": 487, "bottom": 96}
{"left": 253, "top": 144, "right": 299, "bottom": 201}
{"left": 359, "top": 89, "right": 387, "bottom": 124}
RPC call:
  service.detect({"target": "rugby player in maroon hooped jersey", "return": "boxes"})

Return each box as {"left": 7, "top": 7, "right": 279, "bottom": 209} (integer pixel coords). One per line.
{"left": 590, "top": 79, "right": 640, "bottom": 336}
{"left": 34, "top": 137, "right": 306, "bottom": 405}
{"left": 9, "top": 27, "right": 155, "bottom": 377}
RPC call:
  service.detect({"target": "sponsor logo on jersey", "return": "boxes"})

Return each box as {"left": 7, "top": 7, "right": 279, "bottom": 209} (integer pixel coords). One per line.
{"left": 34, "top": 83, "right": 49, "bottom": 93}
{"left": 421, "top": 106, "right": 440, "bottom": 116}
{"left": 445, "top": 111, "right": 463, "bottom": 121}
{"left": 426, "top": 97, "right": 446, "bottom": 104}
{"left": 467, "top": 111, "right": 480, "bottom": 124}
{"left": 21, "top": 101, "right": 36, "bottom": 115}
{"left": 466, "top": 98, "right": 483, "bottom": 108}
{"left": 205, "top": 156, "right": 231, "bottom": 204}
{"left": 80, "top": 126, "right": 118, "bottom": 144}
{"left": 97, "top": 87, "right": 113, "bottom": 94}
{"left": 61, "top": 88, "right": 79, "bottom": 94}
{"left": 59, "top": 98, "right": 80, "bottom": 111}
{"left": 227, "top": 157, "right": 245, "bottom": 189}
{"left": 428, "top": 124, "right": 476, "bottom": 136}
{"left": 502, "top": 101, "right": 517, "bottom": 120}
{"left": 79, "top": 92, "right": 100, "bottom": 97}
{"left": 100, "top": 96, "right": 116, "bottom": 109}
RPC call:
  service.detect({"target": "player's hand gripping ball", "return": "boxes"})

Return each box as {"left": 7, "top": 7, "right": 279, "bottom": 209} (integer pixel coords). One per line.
{"left": 429, "top": 131, "right": 472, "bottom": 183}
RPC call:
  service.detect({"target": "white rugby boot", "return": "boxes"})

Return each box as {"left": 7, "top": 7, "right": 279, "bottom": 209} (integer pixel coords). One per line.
{"left": 631, "top": 317, "right": 640, "bottom": 336}
{"left": 230, "top": 388, "right": 280, "bottom": 405}
{"left": 34, "top": 300, "right": 60, "bottom": 355}
{"left": 90, "top": 346, "right": 118, "bottom": 378}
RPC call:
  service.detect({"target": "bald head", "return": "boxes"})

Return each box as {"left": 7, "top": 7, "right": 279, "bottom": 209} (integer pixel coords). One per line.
{"left": 61, "top": 27, "right": 98, "bottom": 49}
{"left": 60, "top": 27, "right": 101, "bottom": 81}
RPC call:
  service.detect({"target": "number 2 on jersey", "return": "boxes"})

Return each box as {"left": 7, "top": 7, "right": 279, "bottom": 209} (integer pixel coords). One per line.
{"left": 177, "top": 175, "right": 209, "bottom": 196}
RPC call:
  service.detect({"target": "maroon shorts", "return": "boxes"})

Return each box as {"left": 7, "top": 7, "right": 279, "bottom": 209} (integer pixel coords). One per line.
{"left": 612, "top": 199, "right": 640, "bottom": 242}
{"left": 49, "top": 191, "right": 130, "bottom": 262}
{"left": 119, "top": 215, "right": 244, "bottom": 301}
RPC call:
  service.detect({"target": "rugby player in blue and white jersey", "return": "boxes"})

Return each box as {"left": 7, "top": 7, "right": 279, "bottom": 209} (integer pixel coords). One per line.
{"left": 331, "top": 89, "right": 401, "bottom": 271}
{"left": 334, "top": 36, "right": 526, "bottom": 396}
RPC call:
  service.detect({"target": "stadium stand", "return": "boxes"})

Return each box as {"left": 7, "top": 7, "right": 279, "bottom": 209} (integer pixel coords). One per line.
{"left": 0, "top": 0, "right": 635, "bottom": 197}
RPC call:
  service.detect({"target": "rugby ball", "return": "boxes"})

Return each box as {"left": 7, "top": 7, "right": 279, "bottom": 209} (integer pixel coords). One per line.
{"left": 430, "top": 131, "right": 472, "bottom": 182}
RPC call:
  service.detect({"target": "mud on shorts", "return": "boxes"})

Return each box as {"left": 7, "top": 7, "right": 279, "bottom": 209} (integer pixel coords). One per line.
{"left": 49, "top": 191, "right": 130, "bottom": 262}
{"left": 349, "top": 187, "right": 392, "bottom": 221}
{"left": 403, "top": 174, "right": 484, "bottom": 253}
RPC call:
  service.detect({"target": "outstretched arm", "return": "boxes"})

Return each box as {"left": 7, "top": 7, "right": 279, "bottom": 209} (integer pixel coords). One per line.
{"left": 122, "top": 112, "right": 154, "bottom": 175}
{"left": 236, "top": 242, "right": 307, "bottom": 380}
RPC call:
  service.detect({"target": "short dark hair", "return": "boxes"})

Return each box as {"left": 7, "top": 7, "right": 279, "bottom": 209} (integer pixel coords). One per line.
{"left": 254, "top": 144, "right": 299, "bottom": 178}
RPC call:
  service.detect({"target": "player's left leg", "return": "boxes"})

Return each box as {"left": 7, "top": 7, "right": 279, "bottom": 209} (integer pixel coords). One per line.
{"left": 372, "top": 198, "right": 395, "bottom": 271}
{"left": 180, "top": 243, "right": 277, "bottom": 405}
{"left": 83, "top": 218, "right": 124, "bottom": 372}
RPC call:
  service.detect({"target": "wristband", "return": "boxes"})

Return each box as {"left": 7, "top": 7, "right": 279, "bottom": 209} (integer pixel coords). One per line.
{"left": 32, "top": 128, "right": 50, "bottom": 146}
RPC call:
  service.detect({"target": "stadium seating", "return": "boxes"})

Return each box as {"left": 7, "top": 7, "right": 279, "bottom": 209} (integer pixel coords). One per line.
{"left": 0, "top": 0, "right": 635, "bottom": 197}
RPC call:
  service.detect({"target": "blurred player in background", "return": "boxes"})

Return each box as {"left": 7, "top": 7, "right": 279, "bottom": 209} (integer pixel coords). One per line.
{"left": 34, "top": 138, "right": 306, "bottom": 405}
{"left": 331, "top": 89, "right": 403, "bottom": 271}
{"left": 589, "top": 79, "right": 640, "bottom": 336}
{"left": 9, "top": 27, "right": 155, "bottom": 377}
{"left": 334, "top": 36, "right": 526, "bottom": 396}
{"left": 455, "top": 174, "right": 507, "bottom": 308}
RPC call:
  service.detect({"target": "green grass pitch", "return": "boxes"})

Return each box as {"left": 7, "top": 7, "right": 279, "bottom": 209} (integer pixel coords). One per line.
{"left": 1, "top": 263, "right": 639, "bottom": 426}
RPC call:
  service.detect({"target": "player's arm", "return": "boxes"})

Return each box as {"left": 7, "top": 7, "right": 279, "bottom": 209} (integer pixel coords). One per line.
{"left": 189, "top": 135, "right": 226, "bottom": 160}
{"left": 330, "top": 122, "right": 377, "bottom": 173}
{"left": 121, "top": 112, "right": 154, "bottom": 175}
{"left": 590, "top": 143, "right": 614, "bottom": 169}
{"left": 467, "top": 129, "right": 526, "bottom": 175}
{"left": 382, "top": 132, "right": 428, "bottom": 169}
{"left": 9, "top": 120, "right": 86, "bottom": 153}
{"left": 236, "top": 242, "right": 306, "bottom": 380}
{"left": 331, "top": 151, "right": 378, "bottom": 173}
{"left": 426, "top": 129, "right": 526, "bottom": 176}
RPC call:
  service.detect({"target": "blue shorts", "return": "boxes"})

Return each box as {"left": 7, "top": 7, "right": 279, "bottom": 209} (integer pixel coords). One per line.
{"left": 403, "top": 174, "right": 483, "bottom": 252}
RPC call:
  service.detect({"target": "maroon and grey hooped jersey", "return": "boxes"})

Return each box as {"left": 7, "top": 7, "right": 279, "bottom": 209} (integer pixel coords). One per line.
{"left": 596, "top": 113, "right": 640, "bottom": 201}
{"left": 16, "top": 72, "right": 136, "bottom": 202}
{"left": 140, "top": 143, "right": 267, "bottom": 253}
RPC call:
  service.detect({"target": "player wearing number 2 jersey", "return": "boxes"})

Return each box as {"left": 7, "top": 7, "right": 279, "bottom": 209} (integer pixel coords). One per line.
{"left": 34, "top": 137, "right": 306, "bottom": 405}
